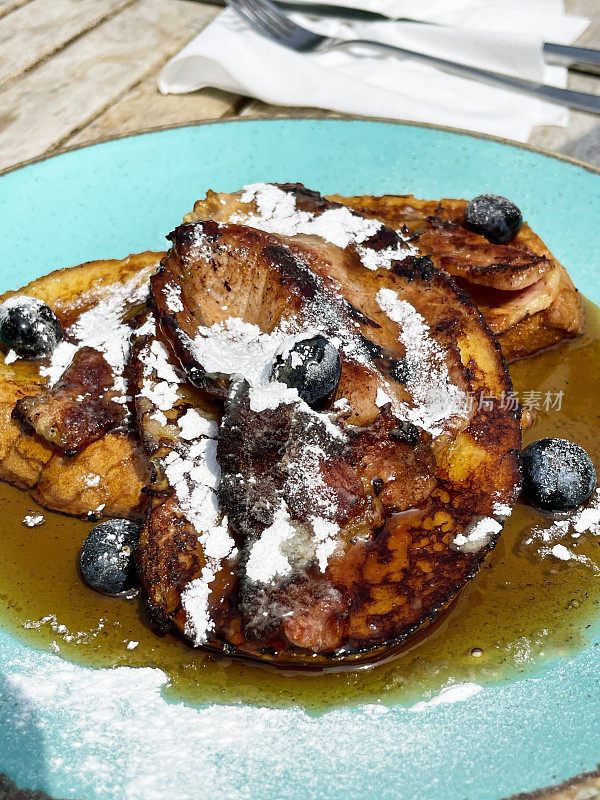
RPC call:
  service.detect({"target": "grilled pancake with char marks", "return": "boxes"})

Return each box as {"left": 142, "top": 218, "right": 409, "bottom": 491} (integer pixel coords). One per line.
{"left": 0, "top": 185, "right": 576, "bottom": 520}
{"left": 135, "top": 187, "right": 521, "bottom": 667}
{"left": 328, "top": 193, "right": 583, "bottom": 362}
{"left": 0, "top": 184, "right": 578, "bottom": 666}
{"left": 0, "top": 252, "right": 158, "bottom": 519}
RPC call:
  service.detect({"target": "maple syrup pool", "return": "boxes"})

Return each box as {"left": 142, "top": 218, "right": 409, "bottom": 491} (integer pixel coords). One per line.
{"left": 1, "top": 299, "right": 600, "bottom": 713}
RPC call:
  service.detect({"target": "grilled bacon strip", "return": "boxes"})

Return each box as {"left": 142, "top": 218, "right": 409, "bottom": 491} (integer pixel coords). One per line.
{"left": 328, "top": 192, "right": 584, "bottom": 361}
{"left": 14, "top": 347, "right": 127, "bottom": 454}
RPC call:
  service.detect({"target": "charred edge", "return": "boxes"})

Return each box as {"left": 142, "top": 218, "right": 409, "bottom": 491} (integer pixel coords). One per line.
{"left": 391, "top": 254, "right": 435, "bottom": 282}
{"left": 388, "top": 357, "right": 411, "bottom": 385}
{"left": 433, "top": 269, "right": 475, "bottom": 309}
{"left": 427, "top": 215, "right": 460, "bottom": 232}
{"left": 159, "top": 313, "right": 207, "bottom": 389}
{"left": 357, "top": 337, "right": 411, "bottom": 386}
{"left": 360, "top": 226, "right": 400, "bottom": 252}
{"left": 343, "top": 301, "right": 381, "bottom": 328}
{"left": 358, "top": 335, "right": 384, "bottom": 360}
{"left": 389, "top": 421, "right": 420, "bottom": 447}
{"left": 405, "top": 224, "right": 424, "bottom": 244}
{"left": 12, "top": 347, "right": 126, "bottom": 454}
{"left": 167, "top": 220, "right": 221, "bottom": 253}
{"left": 261, "top": 244, "right": 319, "bottom": 301}
{"left": 372, "top": 477, "right": 384, "bottom": 496}
{"left": 10, "top": 405, "right": 34, "bottom": 433}
{"left": 276, "top": 182, "right": 340, "bottom": 213}
{"left": 465, "top": 254, "right": 550, "bottom": 275}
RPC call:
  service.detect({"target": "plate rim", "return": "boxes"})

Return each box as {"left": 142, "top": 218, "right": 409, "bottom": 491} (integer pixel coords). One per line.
{"left": 2, "top": 113, "right": 600, "bottom": 180}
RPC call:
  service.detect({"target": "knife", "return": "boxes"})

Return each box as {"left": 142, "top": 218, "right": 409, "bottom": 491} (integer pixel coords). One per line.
{"left": 271, "top": 1, "right": 600, "bottom": 76}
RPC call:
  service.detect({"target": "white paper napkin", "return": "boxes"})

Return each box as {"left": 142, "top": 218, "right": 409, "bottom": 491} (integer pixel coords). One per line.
{"left": 158, "top": 1, "right": 589, "bottom": 142}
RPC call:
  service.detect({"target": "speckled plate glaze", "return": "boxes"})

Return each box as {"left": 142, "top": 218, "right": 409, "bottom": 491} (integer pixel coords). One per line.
{"left": 1, "top": 119, "right": 599, "bottom": 800}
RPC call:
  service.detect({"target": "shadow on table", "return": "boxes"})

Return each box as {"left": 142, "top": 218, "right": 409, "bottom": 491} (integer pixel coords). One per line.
{"left": 0, "top": 672, "right": 54, "bottom": 800}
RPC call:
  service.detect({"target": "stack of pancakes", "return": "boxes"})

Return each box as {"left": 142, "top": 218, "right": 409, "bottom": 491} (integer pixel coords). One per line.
{"left": 0, "top": 184, "right": 582, "bottom": 666}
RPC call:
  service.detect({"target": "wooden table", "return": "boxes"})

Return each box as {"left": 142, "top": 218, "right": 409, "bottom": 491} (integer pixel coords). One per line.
{"left": 1, "top": 2, "right": 600, "bottom": 799}
{"left": 1, "top": 0, "right": 600, "bottom": 172}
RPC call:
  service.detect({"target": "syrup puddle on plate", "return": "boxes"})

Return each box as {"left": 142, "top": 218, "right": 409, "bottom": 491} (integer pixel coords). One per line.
{"left": 1, "top": 300, "right": 600, "bottom": 714}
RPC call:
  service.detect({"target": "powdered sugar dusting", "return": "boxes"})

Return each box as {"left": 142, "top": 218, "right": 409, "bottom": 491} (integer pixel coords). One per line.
{"left": 190, "top": 316, "right": 290, "bottom": 385}
{"left": 39, "top": 340, "right": 78, "bottom": 384}
{"left": 0, "top": 647, "right": 497, "bottom": 800}
{"left": 189, "top": 316, "right": 345, "bottom": 442}
{"left": 492, "top": 501, "right": 513, "bottom": 520}
{"left": 248, "top": 382, "right": 300, "bottom": 413}
{"left": 235, "top": 183, "right": 415, "bottom": 269}
{"left": 22, "top": 513, "right": 45, "bottom": 528}
{"left": 311, "top": 516, "right": 340, "bottom": 572}
{"left": 375, "top": 387, "right": 393, "bottom": 407}
{"left": 161, "top": 427, "right": 237, "bottom": 645}
{"left": 285, "top": 431, "right": 341, "bottom": 522}
{"left": 356, "top": 241, "right": 416, "bottom": 271}
{"left": 178, "top": 408, "right": 218, "bottom": 441}
{"left": 551, "top": 544, "right": 573, "bottom": 561}
{"left": 245, "top": 502, "right": 297, "bottom": 584}
{"left": 40, "top": 270, "right": 153, "bottom": 390}
{"left": 573, "top": 494, "right": 600, "bottom": 533}
{"left": 135, "top": 325, "right": 236, "bottom": 645}
{"left": 237, "top": 183, "right": 380, "bottom": 249}
{"left": 452, "top": 517, "right": 503, "bottom": 554}
{"left": 376, "top": 288, "right": 468, "bottom": 435}
{"left": 22, "top": 614, "right": 106, "bottom": 645}
{"left": 409, "top": 682, "right": 483, "bottom": 712}
{"left": 181, "top": 516, "right": 236, "bottom": 645}
{"left": 522, "top": 488, "right": 600, "bottom": 570}
{"left": 139, "top": 338, "right": 182, "bottom": 412}
{"left": 164, "top": 282, "right": 184, "bottom": 312}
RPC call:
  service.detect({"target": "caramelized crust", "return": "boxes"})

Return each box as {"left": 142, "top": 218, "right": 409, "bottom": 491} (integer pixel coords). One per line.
{"left": 328, "top": 193, "right": 584, "bottom": 361}
{"left": 14, "top": 347, "right": 127, "bottom": 454}
{"left": 136, "top": 198, "right": 522, "bottom": 667}
{"left": 353, "top": 404, "right": 436, "bottom": 511}
{"left": 0, "top": 251, "right": 160, "bottom": 518}
{"left": 1, "top": 186, "right": 580, "bottom": 663}
{"left": 33, "top": 433, "right": 150, "bottom": 520}
{"left": 0, "top": 373, "right": 53, "bottom": 490}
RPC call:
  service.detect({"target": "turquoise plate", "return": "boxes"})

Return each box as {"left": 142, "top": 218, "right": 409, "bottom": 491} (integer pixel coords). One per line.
{"left": 1, "top": 119, "right": 599, "bottom": 800}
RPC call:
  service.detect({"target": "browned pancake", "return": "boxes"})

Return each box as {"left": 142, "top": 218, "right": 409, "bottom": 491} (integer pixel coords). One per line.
{"left": 135, "top": 186, "right": 521, "bottom": 667}
{"left": 0, "top": 181, "right": 579, "bottom": 553}
{"left": 328, "top": 193, "right": 583, "bottom": 362}
{"left": 0, "top": 252, "right": 159, "bottom": 519}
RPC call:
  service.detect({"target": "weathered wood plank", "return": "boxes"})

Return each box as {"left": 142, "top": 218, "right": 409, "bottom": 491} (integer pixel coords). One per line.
{"left": 66, "top": 68, "right": 242, "bottom": 147}
{"left": 0, "top": 0, "right": 134, "bottom": 87}
{"left": 0, "top": 0, "right": 220, "bottom": 170}
{"left": 240, "top": 99, "right": 339, "bottom": 118}
{"left": 527, "top": 0, "right": 600, "bottom": 164}
{"left": 0, "top": 0, "right": 28, "bottom": 20}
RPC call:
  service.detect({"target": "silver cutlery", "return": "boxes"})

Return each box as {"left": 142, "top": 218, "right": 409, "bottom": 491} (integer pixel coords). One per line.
{"left": 224, "top": 0, "right": 600, "bottom": 114}
{"left": 276, "top": 3, "right": 600, "bottom": 74}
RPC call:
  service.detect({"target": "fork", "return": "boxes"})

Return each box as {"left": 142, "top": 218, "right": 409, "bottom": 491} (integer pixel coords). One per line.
{"left": 224, "top": 0, "right": 600, "bottom": 115}
{"left": 272, "top": 2, "right": 600, "bottom": 75}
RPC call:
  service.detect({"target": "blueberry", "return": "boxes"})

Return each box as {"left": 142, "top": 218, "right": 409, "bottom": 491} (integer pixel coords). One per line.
{"left": 272, "top": 335, "right": 341, "bottom": 408}
{"left": 0, "top": 296, "right": 63, "bottom": 358}
{"left": 79, "top": 519, "right": 142, "bottom": 595}
{"left": 465, "top": 194, "right": 523, "bottom": 244}
{"left": 522, "top": 438, "right": 596, "bottom": 512}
